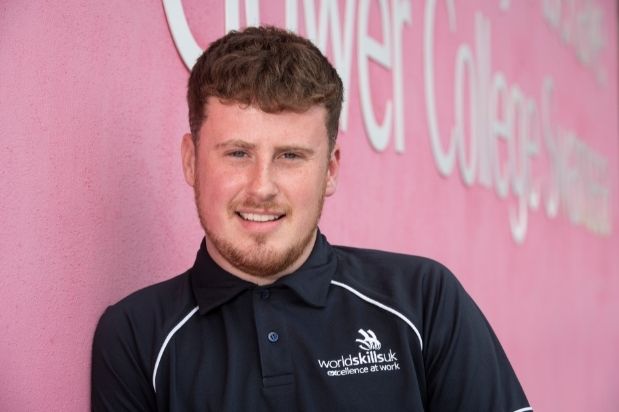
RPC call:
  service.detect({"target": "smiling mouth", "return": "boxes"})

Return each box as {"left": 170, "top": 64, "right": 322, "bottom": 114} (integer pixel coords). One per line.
{"left": 237, "top": 212, "right": 285, "bottom": 222}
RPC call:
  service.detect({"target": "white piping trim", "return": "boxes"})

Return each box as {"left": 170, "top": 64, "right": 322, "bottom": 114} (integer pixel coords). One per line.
{"left": 330, "top": 280, "right": 423, "bottom": 350}
{"left": 152, "top": 306, "right": 200, "bottom": 392}
{"left": 513, "top": 408, "right": 533, "bottom": 412}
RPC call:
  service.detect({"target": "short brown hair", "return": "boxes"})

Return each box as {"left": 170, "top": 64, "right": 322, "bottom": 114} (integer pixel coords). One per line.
{"left": 187, "top": 26, "right": 343, "bottom": 150}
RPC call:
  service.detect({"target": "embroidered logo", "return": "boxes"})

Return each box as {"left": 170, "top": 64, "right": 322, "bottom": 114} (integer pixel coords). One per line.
{"left": 356, "top": 329, "right": 381, "bottom": 350}
{"left": 317, "top": 329, "right": 400, "bottom": 377}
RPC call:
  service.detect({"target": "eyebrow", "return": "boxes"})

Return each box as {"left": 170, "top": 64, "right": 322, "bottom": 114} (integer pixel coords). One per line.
{"left": 214, "top": 139, "right": 256, "bottom": 150}
{"left": 214, "top": 140, "right": 316, "bottom": 156}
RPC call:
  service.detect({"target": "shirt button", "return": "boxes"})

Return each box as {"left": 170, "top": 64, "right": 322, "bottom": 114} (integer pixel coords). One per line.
{"left": 267, "top": 331, "right": 279, "bottom": 343}
{"left": 260, "top": 289, "right": 270, "bottom": 300}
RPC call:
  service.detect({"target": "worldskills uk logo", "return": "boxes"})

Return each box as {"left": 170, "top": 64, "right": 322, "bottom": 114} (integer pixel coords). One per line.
{"left": 317, "top": 329, "right": 400, "bottom": 377}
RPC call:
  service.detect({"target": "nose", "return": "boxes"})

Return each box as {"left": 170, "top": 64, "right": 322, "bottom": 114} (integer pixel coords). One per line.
{"left": 247, "top": 160, "right": 279, "bottom": 201}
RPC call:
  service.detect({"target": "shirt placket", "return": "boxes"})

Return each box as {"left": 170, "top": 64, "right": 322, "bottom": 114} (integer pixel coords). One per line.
{"left": 252, "top": 287, "right": 295, "bottom": 388}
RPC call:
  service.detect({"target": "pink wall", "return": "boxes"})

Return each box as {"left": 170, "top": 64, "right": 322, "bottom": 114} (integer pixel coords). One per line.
{"left": 1, "top": 1, "right": 617, "bottom": 410}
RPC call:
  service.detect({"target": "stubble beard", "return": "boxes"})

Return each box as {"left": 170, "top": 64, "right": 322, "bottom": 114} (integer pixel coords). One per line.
{"left": 193, "top": 176, "right": 325, "bottom": 278}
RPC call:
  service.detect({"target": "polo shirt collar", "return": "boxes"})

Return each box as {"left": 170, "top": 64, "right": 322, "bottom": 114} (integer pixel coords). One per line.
{"left": 190, "top": 230, "right": 337, "bottom": 315}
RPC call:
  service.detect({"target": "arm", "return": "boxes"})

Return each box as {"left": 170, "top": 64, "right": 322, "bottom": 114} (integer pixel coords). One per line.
{"left": 91, "top": 306, "right": 157, "bottom": 412}
{"left": 422, "top": 268, "right": 531, "bottom": 412}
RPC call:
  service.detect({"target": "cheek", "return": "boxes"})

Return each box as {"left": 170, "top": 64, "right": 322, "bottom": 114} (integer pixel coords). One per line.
{"left": 287, "top": 170, "right": 328, "bottom": 205}
{"left": 197, "top": 168, "right": 243, "bottom": 209}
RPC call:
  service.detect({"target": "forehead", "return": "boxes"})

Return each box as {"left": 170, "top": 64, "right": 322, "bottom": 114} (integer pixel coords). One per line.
{"left": 200, "top": 98, "right": 329, "bottom": 146}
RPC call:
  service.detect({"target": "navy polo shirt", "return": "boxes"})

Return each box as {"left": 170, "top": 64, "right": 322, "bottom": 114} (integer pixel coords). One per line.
{"left": 92, "top": 232, "right": 531, "bottom": 411}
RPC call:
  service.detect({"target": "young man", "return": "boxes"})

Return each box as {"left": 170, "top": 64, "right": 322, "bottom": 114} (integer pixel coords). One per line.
{"left": 92, "top": 26, "right": 531, "bottom": 411}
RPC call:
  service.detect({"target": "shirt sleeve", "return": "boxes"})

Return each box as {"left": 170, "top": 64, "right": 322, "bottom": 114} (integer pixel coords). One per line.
{"left": 422, "top": 267, "right": 532, "bottom": 412}
{"left": 91, "top": 306, "right": 157, "bottom": 412}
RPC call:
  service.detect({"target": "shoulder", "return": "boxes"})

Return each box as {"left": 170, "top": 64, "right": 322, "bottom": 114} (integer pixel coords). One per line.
{"left": 330, "top": 245, "right": 461, "bottom": 297}
{"left": 329, "top": 245, "right": 470, "bottom": 339}
{"left": 92, "top": 273, "right": 195, "bottom": 408}
{"left": 94, "top": 271, "right": 197, "bottom": 361}
{"left": 106, "top": 270, "right": 195, "bottom": 320}
{"left": 327, "top": 245, "right": 531, "bottom": 409}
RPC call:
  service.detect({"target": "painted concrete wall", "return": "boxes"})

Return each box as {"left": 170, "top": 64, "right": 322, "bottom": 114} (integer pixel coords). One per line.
{"left": 1, "top": 1, "right": 617, "bottom": 410}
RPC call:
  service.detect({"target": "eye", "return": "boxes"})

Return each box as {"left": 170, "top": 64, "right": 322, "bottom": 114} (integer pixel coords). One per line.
{"left": 281, "top": 152, "right": 301, "bottom": 160}
{"left": 227, "top": 150, "right": 248, "bottom": 158}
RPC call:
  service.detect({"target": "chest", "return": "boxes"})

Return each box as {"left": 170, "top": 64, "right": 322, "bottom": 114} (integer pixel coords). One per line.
{"left": 155, "top": 289, "right": 426, "bottom": 411}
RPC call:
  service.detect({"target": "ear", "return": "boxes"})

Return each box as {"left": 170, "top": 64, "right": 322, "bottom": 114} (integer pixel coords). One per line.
{"left": 324, "top": 144, "right": 340, "bottom": 197}
{"left": 181, "top": 133, "right": 196, "bottom": 187}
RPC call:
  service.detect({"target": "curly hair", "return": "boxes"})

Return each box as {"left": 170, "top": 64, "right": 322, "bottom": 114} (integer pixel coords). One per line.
{"left": 187, "top": 26, "right": 343, "bottom": 151}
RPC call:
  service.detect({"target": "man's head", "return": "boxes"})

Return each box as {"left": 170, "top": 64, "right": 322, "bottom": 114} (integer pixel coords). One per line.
{"left": 187, "top": 26, "right": 343, "bottom": 152}
{"left": 181, "top": 26, "right": 343, "bottom": 285}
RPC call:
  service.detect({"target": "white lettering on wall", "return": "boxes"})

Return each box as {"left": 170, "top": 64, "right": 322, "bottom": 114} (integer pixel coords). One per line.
{"left": 162, "top": 0, "right": 203, "bottom": 68}
{"left": 163, "top": 0, "right": 613, "bottom": 243}
{"left": 163, "top": 0, "right": 410, "bottom": 152}
{"left": 357, "top": 0, "right": 410, "bottom": 152}
{"left": 358, "top": 0, "right": 393, "bottom": 151}
{"left": 423, "top": 0, "right": 611, "bottom": 242}
{"left": 541, "top": 77, "right": 611, "bottom": 235}
{"left": 299, "top": 0, "right": 356, "bottom": 132}
{"left": 542, "top": 0, "right": 607, "bottom": 84}
{"left": 226, "top": 0, "right": 261, "bottom": 31}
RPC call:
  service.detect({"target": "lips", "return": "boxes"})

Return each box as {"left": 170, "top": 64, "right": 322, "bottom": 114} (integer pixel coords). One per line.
{"left": 237, "top": 212, "right": 285, "bottom": 222}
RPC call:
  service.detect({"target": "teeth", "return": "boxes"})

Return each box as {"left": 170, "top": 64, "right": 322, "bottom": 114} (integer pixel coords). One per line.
{"left": 239, "top": 212, "right": 282, "bottom": 222}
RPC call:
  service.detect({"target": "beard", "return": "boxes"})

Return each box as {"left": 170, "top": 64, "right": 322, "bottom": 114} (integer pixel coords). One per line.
{"left": 193, "top": 175, "right": 326, "bottom": 278}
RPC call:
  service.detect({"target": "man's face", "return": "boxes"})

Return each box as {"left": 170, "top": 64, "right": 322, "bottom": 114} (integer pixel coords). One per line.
{"left": 181, "top": 98, "right": 339, "bottom": 283}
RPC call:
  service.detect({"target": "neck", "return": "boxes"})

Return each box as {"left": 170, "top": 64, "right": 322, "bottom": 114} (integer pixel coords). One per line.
{"left": 205, "top": 230, "right": 317, "bottom": 286}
